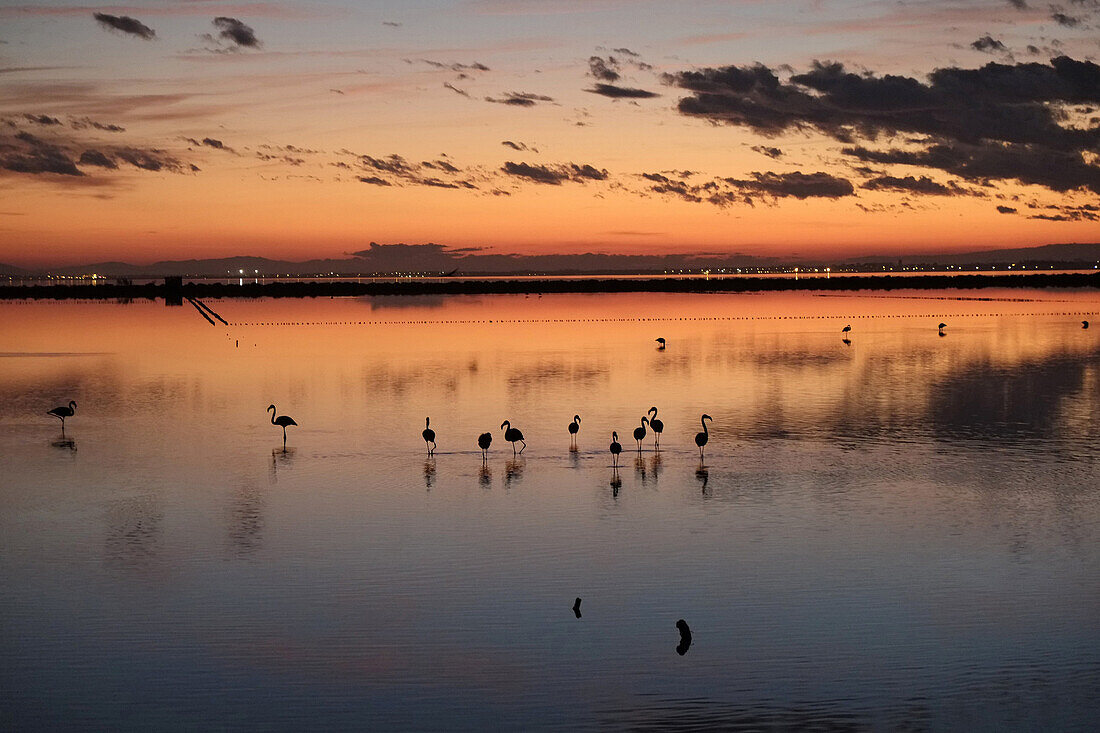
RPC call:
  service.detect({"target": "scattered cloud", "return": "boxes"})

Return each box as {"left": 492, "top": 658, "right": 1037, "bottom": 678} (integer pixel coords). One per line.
{"left": 358, "top": 176, "right": 391, "bottom": 185}
{"left": 485, "top": 91, "right": 554, "bottom": 106}
{"left": 418, "top": 59, "right": 490, "bottom": 72}
{"left": 588, "top": 56, "right": 620, "bottom": 82}
{"left": 382, "top": 21, "right": 402, "bottom": 28}
{"left": 93, "top": 13, "right": 155, "bottom": 40}
{"left": 1050, "top": 12, "right": 1080, "bottom": 27}
{"left": 751, "top": 145, "right": 783, "bottom": 159}
{"left": 971, "top": 35, "right": 1007, "bottom": 53}
{"left": 214, "top": 17, "right": 261, "bottom": 47}
{"left": 24, "top": 113, "right": 61, "bottom": 126}
{"left": 996, "top": 205, "right": 1017, "bottom": 213}
{"left": 501, "top": 140, "right": 538, "bottom": 152}
{"left": 861, "top": 174, "right": 958, "bottom": 195}
{"left": 664, "top": 56, "right": 1100, "bottom": 195}
{"left": 443, "top": 82, "right": 471, "bottom": 98}
{"left": 501, "top": 160, "right": 607, "bottom": 184}
{"left": 586, "top": 83, "right": 659, "bottom": 99}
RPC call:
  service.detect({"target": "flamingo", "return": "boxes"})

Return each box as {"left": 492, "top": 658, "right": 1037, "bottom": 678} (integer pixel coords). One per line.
{"left": 47, "top": 400, "right": 77, "bottom": 430}
{"left": 841, "top": 324, "right": 852, "bottom": 335}
{"left": 633, "top": 416, "right": 649, "bottom": 451}
{"left": 1083, "top": 320, "right": 1090, "bottom": 329}
{"left": 478, "top": 432, "right": 493, "bottom": 461}
{"left": 938, "top": 322, "right": 947, "bottom": 333}
{"left": 609, "top": 431, "right": 622, "bottom": 466}
{"left": 501, "top": 420, "right": 526, "bottom": 455}
{"left": 655, "top": 337, "right": 666, "bottom": 350}
{"left": 422, "top": 417, "right": 436, "bottom": 456}
{"left": 568, "top": 414, "right": 581, "bottom": 448}
{"left": 695, "top": 414, "right": 712, "bottom": 460}
{"left": 647, "top": 407, "right": 664, "bottom": 449}
{"left": 267, "top": 404, "right": 297, "bottom": 446}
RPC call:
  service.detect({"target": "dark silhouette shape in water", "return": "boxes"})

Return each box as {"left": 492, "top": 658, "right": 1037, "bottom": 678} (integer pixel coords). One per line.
{"left": 655, "top": 337, "right": 666, "bottom": 350}
{"left": 1083, "top": 320, "right": 1089, "bottom": 329}
{"left": 573, "top": 597, "right": 582, "bottom": 618}
{"left": 696, "top": 465, "right": 709, "bottom": 493}
{"left": 676, "top": 619, "right": 692, "bottom": 656}
{"left": 568, "top": 414, "right": 581, "bottom": 449}
{"left": 478, "top": 431, "right": 493, "bottom": 461}
{"left": 609, "top": 431, "right": 622, "bottom": 466}
{"left": 422, "top": 417, "right": 436, "bottom": 456}
{"left": 504, "top": 458, "right": 524, "bottom": 488}
{"left": 47, "top": 400, "right": 77, "bottom": 431}
{"left": 841, "top": 324, "right": 851, "bottom": 335}
{"left": 479, "top": 463, "right": 492, "bottom": 487}
{"left": 938, "top": 322, "right": 947, "bottom": 334}
{"left": 647, "top": 406, "right": 664, "bottom": 449}
{"left": 424, "top": 458, "right": 435, "bottom": 490}
{"left": 501, "top": 420, "right": 526, "bottom": 455}
{"left": 633, "top": 416, "right": 649, "bottom": 451}
{"left": 842, "top": 337, "right": 852, "bottom": 347}
{"left": 695, "top": 414, "right": 712, "bottom": 461}
{"left": 267, "top": 404, "right": 297, "bottom": 448}
{"left": 51, "top": 436, "right": 76, "bottom": 452}
{"left": 610, "top": 469, "right": 622, "bottom": 497}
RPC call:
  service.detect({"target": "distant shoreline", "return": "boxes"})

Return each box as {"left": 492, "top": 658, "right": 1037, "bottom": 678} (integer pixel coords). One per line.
{"left": 1, "top": 272, "right": 1098, "bottom": 300}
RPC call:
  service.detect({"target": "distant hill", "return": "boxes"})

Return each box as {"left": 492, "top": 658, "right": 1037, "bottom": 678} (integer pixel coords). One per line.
{"left": 7, "top": 241, "right": 1099, "bottom": 278}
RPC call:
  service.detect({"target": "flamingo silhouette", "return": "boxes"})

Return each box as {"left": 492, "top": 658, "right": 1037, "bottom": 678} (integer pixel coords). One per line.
{"left": 47, "top": 400, "right": 77, "bottom": 431}
{"left": 647, "top": 407, "right": 664, "bottom": 449}
{"left": 655, "top": 337, "right": 666, "bottom": 350}
{"left": 938, "top": 322, "right": 947, "bottom": 333}
{"left": 841, "top": 324, "right": 852, "bottom": 335}
{"left": 267, "top": 404, "right": 297, "bottom": 447}
{"left": 633, "top": 416, "right": 649, "bottom": 451}
{"left": 501, "top": 420, "right": 526, "bottom": 455}
{"left": 422, "top": 417, "right": 436, "bottom": 456}
{"left": 1083, "top": 320, "right": 1090, "bottom": 329}
{"left": 568, "top": 414, "right": 581, "bottom": 449}
{"left": 478, "top": 432, "right": 493, "bottom": 461}
{"left": 695, "top": 414, "right": 712, "bottom": 460}
{"left": 609, "top": 431, "right": 622, "bottom": 467}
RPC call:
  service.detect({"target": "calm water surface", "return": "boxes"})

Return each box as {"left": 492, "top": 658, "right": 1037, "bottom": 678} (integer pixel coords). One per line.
{"left": 2, "top": 290, "right": 1099, "bottom": 731}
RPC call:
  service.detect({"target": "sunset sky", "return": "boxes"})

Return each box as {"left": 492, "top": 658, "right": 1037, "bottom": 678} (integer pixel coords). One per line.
{"left": 1, "top": 0, "right": 1098, "bottom": 267}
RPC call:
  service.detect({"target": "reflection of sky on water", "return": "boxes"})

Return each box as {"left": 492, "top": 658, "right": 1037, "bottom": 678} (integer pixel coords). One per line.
{"left": 0, "top": 290, "right": 1098, "bottom": 729}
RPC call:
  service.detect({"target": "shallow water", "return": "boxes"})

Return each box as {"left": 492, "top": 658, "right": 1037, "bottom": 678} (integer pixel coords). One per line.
{"left": 2, "top": 290, "right": 1099, "bottom": 731}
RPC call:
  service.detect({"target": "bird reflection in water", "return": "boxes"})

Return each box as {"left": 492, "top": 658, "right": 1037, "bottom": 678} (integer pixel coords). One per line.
{"left": 696, "top": 465, "right": 709, "bottom": 494}
{"left": 424, "top": 458, "right": 436, "bottom": 490}
{"left": 572, "top": 597, "right": 582, "bottom": 618}
{"left": 504, "top": 458, "right": 524, "bottom": 488}
{"left": 842, "top": 337, "right": 852, "bottom": 347}
{"left": 676, "top": 619, "right": 693, "bottom": 656}
{"left": 228, "top": 482, "right": 264, "bottom": 555}
{"left": 50, "top": 435, "right": 76, "bottom": 452}
{"left": 634, "top": 454, "right": 648, "bottom": 485}
{"left": 650, "top": 452, "right": 663, "bottom": 484}
{"left": 270, "top": 446, "right": 296, "bottom": 481}
{"left": 610, "top": 468, "right": 622, "bottom": 498}
{"left": 478, "top": 463, "right": 492, "bottom": 488}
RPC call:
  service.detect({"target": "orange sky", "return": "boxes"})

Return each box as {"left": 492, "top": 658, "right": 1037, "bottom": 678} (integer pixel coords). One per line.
{"left": 0, "top": 0, "right": 1098, "bottom": 267}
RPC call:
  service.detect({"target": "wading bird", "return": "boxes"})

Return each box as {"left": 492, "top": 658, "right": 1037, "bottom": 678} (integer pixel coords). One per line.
{"left": 267, "top": 404, "right": 297, "bottom": 447}
{"left": 676, "top": 619, "right": 692, "bottom": 656}
{"left": 501, "top": 420, "right": 526, "bottom": 455}
{"left": 655, "top": 337, "right": 666, "bottom": 350}
{"left": 568, "top": 414, "right": 581, "bottom": 449}
{"left": 695, "top": 414, "right": 712, "bottom": 461}
{"left": 422, "top": 417, "right": 436, "bottom": 456}
{"left": 841, "top": 324, "right": 852, "bottom": 335}
{"left": 647, "top": 407, "right": 664, "bottom": 449}
{"left": 633, "top": 416, "right": 649, "bottom": 451}
{"left": 609, "top": 431, "right": 622, "bottom": 466}
{"left": 478, "top": 432, "right": 493, "bottom": 461}
{"left": 47, "top": 400, "right": 77, "bottom": 430}
{"left": 938, "top": 322, "right": 947, "bottom": 334}
{"left": 1083, "top": 320, "right": 1089, "bottom": 329}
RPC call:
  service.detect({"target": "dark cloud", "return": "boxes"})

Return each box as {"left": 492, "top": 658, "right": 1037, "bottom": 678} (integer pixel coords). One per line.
{"left": 93, "top": 13, "right": 156, "bottom": 40}
{"left": 862, "top": 174, "right": 955, "bottom": 195}
{"left": 78, "top": 150, "right": 117, "bottom": 168}
{"left": 113, "top": 147, "right": 183, "bottom": 172}
{"left": 1027, "top": 203, "right": 1099, "bottom": 221}
{"left": 360, "top": 154, "right": 415, "bottom": 175}
{"left": 357, "top": 176, "right": 391, "bottom": 186}
{"left": 751, "top": 145, "right": 783, "bottom": 159}
{"left": 443, "top": 82, "right": 470, "bottom": 98}
{"left": 588, "top": 56, "right": 620, "bottom": 82}
{"left": 421, "top": 159, "right": 460, "bottom": 173}
{"left": 501, "top": 140, "right": 536, "bottom": 152}
{"left": 213, "top": 17, "right": 261, "bottom": 48}
{"left": 202, "top": 137, "right": 229, "bottom": 150}
{"left": 0, "top": 131, "right": 82, "bottom": 176}
{"left": 501, "top": 161, "right": 608, "bottom": 185}
{"left": 613, "top": 47, "right": 640, "bottom": 57}
{"left": 69, "top": 117, "right": 125, "bottom": 132}
{"left": 586, "top": 83, "right": 660, "bottom": 99}
{"left": 1051, "top": 12, "right": 1080, "bottom": 26}
{"left": 420, "top": 60, "right": 490, "bottom": 72}
{"left": 382, "top": 21, "right": 402, "bottom": 28}
{"left": 997, "top": 205, "right": 1018, "bottom": 213}
{"left": 724, "top": 171, "right": 855, "bottom": 200}
{"left": 665, "top": 56, "right": 1100, "bottom": 194}
{"left": 24, "top": 114, "right": 61, "bottom": 126}
{"left": 1007, "top": 0, "right": 1028, "bottom": 7}
{"left": 485, "top": 92, "right": 555, "bottom": 106}
{"left": 971, "top": 35, "right": 1007, "bottom": 53}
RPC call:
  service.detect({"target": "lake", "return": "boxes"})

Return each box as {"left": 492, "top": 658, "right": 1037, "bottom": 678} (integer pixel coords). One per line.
{"left": 1, "top": 289, "right": 1098, "bottom": 730}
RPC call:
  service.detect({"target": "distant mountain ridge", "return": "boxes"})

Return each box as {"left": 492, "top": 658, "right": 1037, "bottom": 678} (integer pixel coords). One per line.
{"left": 2, "top": 242, "right": 1097, "bottom": 279}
